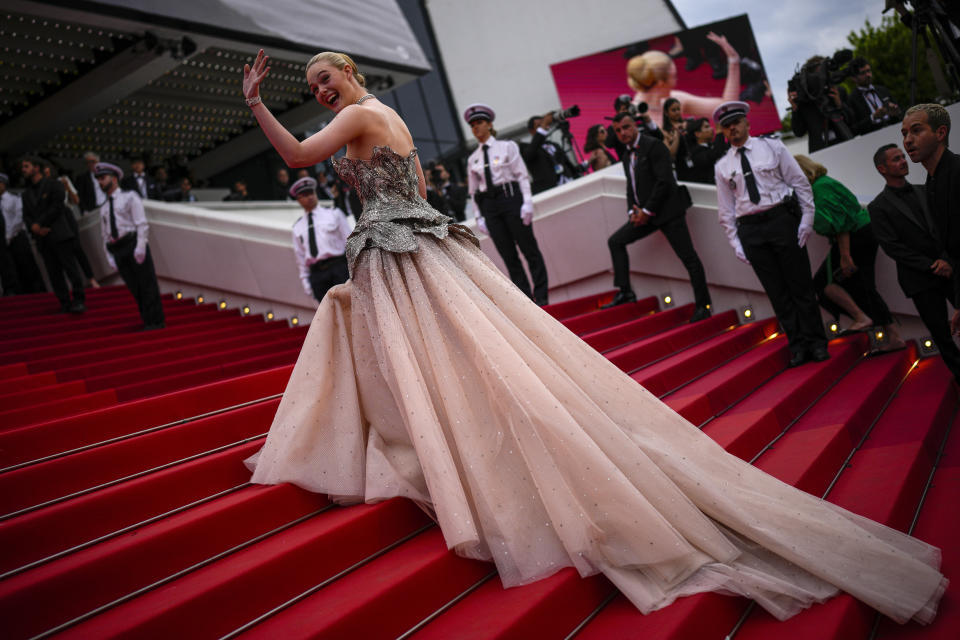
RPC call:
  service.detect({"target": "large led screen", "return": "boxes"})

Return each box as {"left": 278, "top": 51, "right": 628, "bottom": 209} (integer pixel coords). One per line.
{"left": 550, "top": 15, "right": 779, "bottom": 160}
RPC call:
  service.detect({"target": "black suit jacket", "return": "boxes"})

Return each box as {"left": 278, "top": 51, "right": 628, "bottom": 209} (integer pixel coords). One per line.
{"left": 845, "top": 85, "right": 896, "bottom": 136}
{"left": 926, "top": 149, "right": 960, "bottom": 305}
{"left": 21, "top": 177, "right": 75, "bottom": 244}
{"left": 521, "top": 132, "right": 578, "bottom": 194}
{"left": 623, "top": 134, "right": 687, "bottom": 226}
{"left": 75, "top": 171, "right": 100, "bottom": 212}
{"left": 791, "top": 96, "right": 854, "bottom": 153}
{"left": 868, "top": 184, "right": 948, "bottom": 298}
{"left": 120, "top": 173, "right": 156, "bottom": 199}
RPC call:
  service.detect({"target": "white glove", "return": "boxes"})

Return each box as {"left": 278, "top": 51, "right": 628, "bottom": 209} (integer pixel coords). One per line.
{"left": 734, "top": 241, "right": 750, "bottom": 265}
{"left": 303, "top": 284, "right": 314, "bottom": 298}
{"left": 476, "top": 216, "right": 489, "bottom": 235}
{"left": 134, "top": 246, "right": 147, "bottom": 264}
{"left": 520, "top": 203, "right": 534, "bottom": 226}
{"left": 107, "top": 255, "right": 117, "bottom": 270}
{"left": 797, "top": 223, "right": 812, "bottom": 248}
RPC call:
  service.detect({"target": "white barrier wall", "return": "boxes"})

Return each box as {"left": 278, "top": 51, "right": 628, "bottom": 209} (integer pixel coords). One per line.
{"left": 76, "top": 120, "right": 955, "bottom": 339}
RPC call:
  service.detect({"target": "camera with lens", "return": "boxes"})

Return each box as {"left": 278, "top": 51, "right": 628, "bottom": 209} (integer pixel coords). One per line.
{"left": 429, "top": 166, "right": 443, "bottom": 186}
{"left": 613, "top": 95, "right": 649, "bottom": 120}
{"left": 551, "top": 104, "right": 581, "bottom": 121}
{"left": 788, "top": 49, "right": 855, "bottom": 143}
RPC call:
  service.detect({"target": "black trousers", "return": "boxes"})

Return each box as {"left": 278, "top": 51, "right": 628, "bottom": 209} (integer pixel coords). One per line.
{"left": 480, "top": 190, "right": 549, "bottom": 303}
{"left": 116, "top": 245, "right": 164, "bottom": 326}
{"left": 738, "top": 208, "right": 827, "bottom": 356}
{"left": 607, "top": 215, "right": 711, "bottom": 308}
{"left": 309, "top": 255, "right": 350, "bottom": 303}
{"left": 65, "top": 211, "right": 94, "bottom": 280}
{"left": 0, "top": 235, "right": 16, "bottom": 295}
{"left": 813, "top": 223, "right": 893, "bottom": 326}
{"left": 9, "top": 232, "right": 45, "bottom": 293}
{"left": 37, "top": 236, "right": 85, "bottom": 307}
{"left": 911, "top": 279, "right": 960, "bottom": 383}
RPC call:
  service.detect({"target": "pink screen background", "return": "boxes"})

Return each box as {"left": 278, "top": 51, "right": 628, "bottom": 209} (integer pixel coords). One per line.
{"left": 550, "top": 16, "right": 781, "bottom": 161}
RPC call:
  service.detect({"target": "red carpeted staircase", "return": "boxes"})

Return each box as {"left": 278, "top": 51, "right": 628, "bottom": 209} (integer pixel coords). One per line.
{"left": 1, "top": 286, "right": 956, "bottom": 639}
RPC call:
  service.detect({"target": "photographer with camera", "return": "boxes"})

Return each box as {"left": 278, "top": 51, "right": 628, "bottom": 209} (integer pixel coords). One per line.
{"left": 425, "top": 162, "right": 467, "bottom": 222}
{"left": 788, "top": 53, "right": 856, "bottom": 153}
{"left": 845, "top": 57, "right": 902, "bottom": 136}
{"left": 522, "top": 110, "right": 582, "bottom": 194}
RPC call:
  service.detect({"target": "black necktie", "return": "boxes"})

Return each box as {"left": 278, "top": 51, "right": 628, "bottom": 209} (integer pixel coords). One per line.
{"left": 307, "top": 211, "right": 318, "bottom": 258}
{"left": 482, "top": 144, "right": 495, "bottom": 190}
{"left": 108, "top": 195, "right": 119, "bottom": 239}
{"left": 738, "top": 147, "right": 760, "bottom": 204}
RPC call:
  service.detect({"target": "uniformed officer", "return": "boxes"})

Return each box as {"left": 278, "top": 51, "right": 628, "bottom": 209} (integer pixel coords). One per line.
{"left": 290, "top": 176, "right": 351, "bottom": 303}
{"left": 465, "top": 103, "right": 549, "bottom": 305}
{"left": 96, "top": 162, "right": 165, "bottom": 329}
{"left": 713, "top": 101, "right": 829, "bottom": 366}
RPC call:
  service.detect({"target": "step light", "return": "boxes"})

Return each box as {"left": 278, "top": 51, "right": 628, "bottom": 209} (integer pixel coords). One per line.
{"left": 265, "top": 310, "right": 275, "bottom": 321}
{"left": 741, "top": 305, "right": 753, "bottom": 320}
{"left": 218, "top": 300, "right": 228, "bottom": 310}
{"left": 196, "top": 294, "right": 205, "bottom": 304}
{"left": 241, "top": 304, "right": 251, "bottom": 315}
{"left": 875, "top": 330, "right": 884, "bottom": 341}
{"left": 920, "top": 337, "right": 937, "bottom": 354}
{"left": 661, "top": 293, "right": 674, "bottom": 307}
{"left": 829, "top": 323, "right": 839, "bottom": 334}
{"left": 175, "top": 290, "right": 183, "bottom": 300}
{"left": 290, "top": 316, "right": 300, "bottom": 326}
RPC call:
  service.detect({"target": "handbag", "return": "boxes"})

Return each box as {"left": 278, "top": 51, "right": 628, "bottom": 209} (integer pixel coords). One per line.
{"left": 106, "top": 232, "right": 137, "bottom": 258}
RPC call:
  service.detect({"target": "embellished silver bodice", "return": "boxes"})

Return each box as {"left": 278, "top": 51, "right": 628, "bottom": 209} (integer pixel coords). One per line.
{"left": 333, "top": 146, "right": 478, "bottom": 273}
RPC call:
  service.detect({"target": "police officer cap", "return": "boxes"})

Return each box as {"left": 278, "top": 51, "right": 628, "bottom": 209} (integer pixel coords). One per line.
{"left": 463, "top": 103, "right": 495, "bottom": 124}
{"left": 94, "top": 162, "right": 124, "bottom": 180}
{"left": 713, "top": 101, "right": 750, "bottom": 127}
{"left": 289, "top": 176, "right": 317, "bottom": 198}
{"left": 0, "top": 173, "right": 8, "bottom": 184}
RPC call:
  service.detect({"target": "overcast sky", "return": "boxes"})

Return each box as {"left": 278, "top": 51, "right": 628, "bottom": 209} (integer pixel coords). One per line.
{"left": 671, "top": 0, "right": 888, "bottom": 117}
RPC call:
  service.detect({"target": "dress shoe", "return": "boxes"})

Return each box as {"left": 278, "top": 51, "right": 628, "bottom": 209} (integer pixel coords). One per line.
{"left": 535, "top": 298, "right": 549, "bottom": 307}
{"left": 689, "top": 306, "right": 712, "bottom": 323}
{"left": 788, "top": 351, "right": 808, "bottom": 368}
{"left": 142, "top": 322, "right": 166, "bottom": 331}
{"left": 601, "top": 290, "right": 636, "bottom": 309}
{"left": 68, "top": 301, "right": 86, "bottom": 314}
{"left": 810, "top": 347, "right": 830, "bottom": 362}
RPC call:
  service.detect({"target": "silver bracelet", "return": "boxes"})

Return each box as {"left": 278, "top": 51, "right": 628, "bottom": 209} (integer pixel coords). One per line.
{"left": 245, "top": 96, "right": 262, "bottom": 107}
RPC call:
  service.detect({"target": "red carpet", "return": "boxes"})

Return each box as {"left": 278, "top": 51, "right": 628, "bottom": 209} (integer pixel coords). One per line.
{"left": 0, "top": 286, "right": 955, "bottom": 638}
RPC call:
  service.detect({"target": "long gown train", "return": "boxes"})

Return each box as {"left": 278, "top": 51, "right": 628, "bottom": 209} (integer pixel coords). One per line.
{"left": 246, "top": 147, "right": 946, "bottom": 624}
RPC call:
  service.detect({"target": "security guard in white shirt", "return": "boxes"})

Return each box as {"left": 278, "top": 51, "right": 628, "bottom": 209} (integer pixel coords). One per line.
{"left": 713, "top": 101, "right": 828, "bottom": 367}
{"left": 96, "top": 162, "right": 165, "bottom": 330}
{"left": 291, "top": 176, "right": 351, "bottom": 303}
{"left": 465, "top": 103, "right": 549, "bottom": 305}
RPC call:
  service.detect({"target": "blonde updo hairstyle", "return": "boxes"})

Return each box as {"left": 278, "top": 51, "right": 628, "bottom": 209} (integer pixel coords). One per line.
{"left": 794, "top": 154, "right": 828, "bottom": 185}
{"left": 627, "top": 50, "right": 673, "bottom": 91}
{"left": 305, "top": 51, "right": 366, "bottom": 87}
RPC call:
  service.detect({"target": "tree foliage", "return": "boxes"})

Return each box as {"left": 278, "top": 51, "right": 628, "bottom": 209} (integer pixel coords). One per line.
{"left": 845, "top": 14, "right": 947, "bottom": 108}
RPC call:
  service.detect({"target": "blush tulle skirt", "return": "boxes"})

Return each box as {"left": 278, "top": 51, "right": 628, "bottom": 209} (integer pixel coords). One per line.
{"left": 246, "top": 235, "right": 946, "bottom": 624}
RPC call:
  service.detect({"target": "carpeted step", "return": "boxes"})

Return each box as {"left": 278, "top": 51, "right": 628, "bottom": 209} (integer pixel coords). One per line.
{"left": 561, "top": 296, "right": 659, "bottom": 335}
{"left": 0, "top": 363, "right": 29, "bottom": 380}
{"left": 0, "top": 302, "right": 202, "bottom": 342}
{"left": 581, "top": 304, "right": 693, "bottom": 352}
{"left": 0, "top": 440, "right": 263, "bottom": 575}
{"left": 733, "top": 356, "right": 958, "bottom": 640}
{"left": 542, "top": 289, "right": 618, "bottom": 320}
{"left": 0, "top": 399, "right": 279, "bottom": 515}
{"left": 605, "top": 309, "right": 739, "bottom": 373}
{"left": 665, "top": 335, "right": 789, "bottom": 425}
{"left": 0, "top": 380, "right": 88, "bottom": 410}
{"left": 55, "top": 499, "right": 432, "bottom": 639}
{"left": 0, "top": 390, "right": 118, "bottom": 432}
{"left": 0, "top": 371, "right": 58, "bottom": 393}
{"left": 409, "top": 568, "right": 613, "bottom": 640}
{"left": 701, "top": 335, "right": 868, "bottom": 461}
{"left": 0, "top": 366, "right": 292, "bottom": 467}
{"left": 633, "top": 317, "right": 779, "bottom": 396}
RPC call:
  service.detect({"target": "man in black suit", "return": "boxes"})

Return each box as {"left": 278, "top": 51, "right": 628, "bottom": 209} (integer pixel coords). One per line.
{"left": 869, "top": 143, "right": 960, "bottom": 383}
{"left": 75, "top": 151, "right": 104, "bottom": 215}
{"left": 845, "top": 58, "right": 901, "bottom": 136}
{"left": 521, "top": 112, "right": 580, "bottom": 194}
{"left": 20, "top": 156, "right": 86, "bottom": 313}
{"left": 120, "top": 157, "right": 156, "bottom": 200}
{"left": 602, "top": 112, "right": 711, "bottom": 320}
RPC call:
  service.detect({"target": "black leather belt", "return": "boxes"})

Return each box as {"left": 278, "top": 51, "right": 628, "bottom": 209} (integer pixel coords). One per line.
{"left": 736, "top": 203, "right": 790, "bottom": 226}
{"left": 476, "top": 181, "right": 520, "bottom": 200}
{"left": 309, "top": 254, "right": 346, "bottom": 272}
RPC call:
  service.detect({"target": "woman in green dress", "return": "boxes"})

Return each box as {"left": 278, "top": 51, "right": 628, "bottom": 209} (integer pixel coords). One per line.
{"left": 794, "top": 155, "right": 905, "bottom": 350}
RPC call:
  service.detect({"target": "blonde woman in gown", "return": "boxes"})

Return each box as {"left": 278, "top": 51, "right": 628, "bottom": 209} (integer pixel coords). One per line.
{"left": 241, "top": 49, "right": 946, "bottom": 624}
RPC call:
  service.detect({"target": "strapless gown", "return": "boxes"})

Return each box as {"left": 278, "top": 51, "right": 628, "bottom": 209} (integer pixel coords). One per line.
{"left": 246, "top": 146, "right": 946, "bottom": 624}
